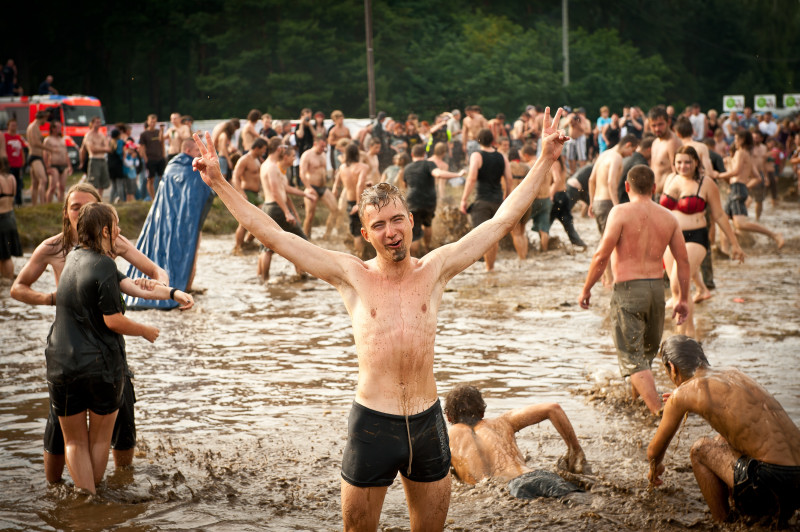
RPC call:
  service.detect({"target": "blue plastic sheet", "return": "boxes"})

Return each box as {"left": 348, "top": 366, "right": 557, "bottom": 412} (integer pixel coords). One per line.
{"left": 124, "top": 153, "right": 212, "bottom": 309}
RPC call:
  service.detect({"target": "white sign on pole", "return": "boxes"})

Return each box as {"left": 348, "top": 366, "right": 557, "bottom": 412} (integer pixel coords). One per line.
{"left": 753, "top": 94, "right": 777, "bottom": 112}
{"left": 783, "top": 94, "right": 800, "bottom": 110}
{"left": 722, "top": 95, "right": 744, "bottom": 112}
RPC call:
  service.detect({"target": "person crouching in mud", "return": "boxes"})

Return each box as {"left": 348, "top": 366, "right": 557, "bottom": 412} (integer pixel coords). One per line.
{"left": 647, "top": 335, "right": 800, "bottom": 527}
{"left": 444, "top": 384, "right": 587, "bottom": 493}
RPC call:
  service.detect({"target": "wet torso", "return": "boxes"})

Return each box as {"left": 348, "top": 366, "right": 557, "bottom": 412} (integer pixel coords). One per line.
{"left": 674, "top": 368, "right": 800, "bottom": 466}
{"left": 610, "top": 200, "right": 679, "bottom": 283}
{"left": 449, "top": 417, "right": 529, "bottom": 483}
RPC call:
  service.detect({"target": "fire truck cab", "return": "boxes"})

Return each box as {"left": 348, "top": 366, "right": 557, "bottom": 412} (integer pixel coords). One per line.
{"left": 0, "top": 94, "right": 106, "bottom": 168}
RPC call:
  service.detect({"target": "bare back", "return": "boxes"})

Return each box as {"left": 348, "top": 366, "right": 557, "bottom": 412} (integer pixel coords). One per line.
{"left": 670, "top": 368, "right": 800, "bottom": 466}
{"left": 339, "top": 162, "right": 369, "bottom": 202}
{"left": 591, "top": 149, "right": 622, "bottom": 202}
{"left": 607, "top": 200, "right": 681, "bottom": 282}
{"left": 261, "top": 159, "right": 288, "bottom": 204}
{"left": 449, "top": 418, "right": 529, "bottom": 483}
{"left": 241, "top": 123, "right": 259, "bottom": 152}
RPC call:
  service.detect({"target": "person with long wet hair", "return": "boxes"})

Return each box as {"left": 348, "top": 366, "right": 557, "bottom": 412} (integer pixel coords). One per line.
{"left": 45, "top": 203, "right": 193, "bottom": 494}
{"left": 661, "top": 145, "right": 743, "bottom": 338}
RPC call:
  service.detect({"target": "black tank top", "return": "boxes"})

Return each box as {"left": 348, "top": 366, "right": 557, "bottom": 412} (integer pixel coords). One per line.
{"left": 476, "top": 150, "right": 505, "bottom": 203}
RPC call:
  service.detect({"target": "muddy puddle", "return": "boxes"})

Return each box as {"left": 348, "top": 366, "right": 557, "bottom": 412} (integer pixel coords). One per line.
{"left": 1, "top": 199, "right": 799, "bottom": 531}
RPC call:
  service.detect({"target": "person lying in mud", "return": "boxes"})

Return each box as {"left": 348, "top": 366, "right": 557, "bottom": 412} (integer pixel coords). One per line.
{"left": 579, "top": 165, "right": 689, "bottom": 416}
{"left": 191, "top": 107, "right": 569, "bottom": 532}
{"left": 648, "top": 335, "right": 800, "bottom": 526}
{"left": 444, "top": 384, "right": 587, "bottom": 495}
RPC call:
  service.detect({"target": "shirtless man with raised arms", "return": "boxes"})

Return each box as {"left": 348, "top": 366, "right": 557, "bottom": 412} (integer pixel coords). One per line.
{"left": 10, "top": 182, "right": 169, "bottom": 483}
{"left": 192, "top": 107, "right": 569, "bottom": 531}
{"left": 648, "top": 335, "right": 800, "bottom": 526}
{"left": 26, "top": 110, "right": 50, "bottom": 205}
{"left": 232, "top": 137, "right": 268, "bottom": 253}
{"left": 299, "top": 134, "right": 338, "bottom": 240}
{"left": 445, "top": 384, "right": 587, "bottom": 493}
{"left": 43, "top": 121, "right": 72, "bottom": 203}
{"left": 648, "top": 105, "right": 682, "bottom": 193}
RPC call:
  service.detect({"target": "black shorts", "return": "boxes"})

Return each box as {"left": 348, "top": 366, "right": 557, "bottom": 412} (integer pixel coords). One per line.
{"left": 45, "top": 373, "right": 136, "bottom": 454}
{"left": 410, "top": 207, "right": 435, "bottom": 242}
{"left": 348, "top": 201, "right": 362, "bottom": 237}
{"left": 468, "top": 199, "right": 501, "bottom": 229}
{"left": 28, "top": 154, "right": 44, "bottom": 166}
{"left": 733, "top": 455, "right": 800, "bottom": 525}
{"left": 48, "top": 371, "right": 125, "bottom": 418}
{"left": 682, "top": 227, "right": 710, "bottom": 251}
{"left": 725, "top": 182, "right": 749, "bottom": 218}
{"left": 341, "top": 400, "right": 451, "bottom": 488}
{"left": 146, "top": 159, "right": 166, "bottom": 179}
{"left": 261, "top": 202, "right": 308, "bottom": 252}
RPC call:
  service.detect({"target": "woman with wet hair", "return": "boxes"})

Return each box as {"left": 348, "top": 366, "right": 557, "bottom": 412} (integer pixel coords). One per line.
{"left": 45, "top": 203, "right": 193, "bottom": 494}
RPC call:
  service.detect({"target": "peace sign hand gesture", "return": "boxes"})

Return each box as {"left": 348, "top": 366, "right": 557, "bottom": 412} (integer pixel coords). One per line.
{"left": 192, "top": 131, "right": 224, "bottom": 187}
{"left": 539, "top": 107, "right": 571, "bottom": 162}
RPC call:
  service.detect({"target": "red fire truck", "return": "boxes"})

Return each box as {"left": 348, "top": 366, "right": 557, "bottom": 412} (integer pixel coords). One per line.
{"left": 0, "top": 94, "right": 106, "bottom": 167}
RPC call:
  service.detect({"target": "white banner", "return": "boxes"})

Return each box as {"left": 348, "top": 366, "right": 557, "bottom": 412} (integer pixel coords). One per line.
{"left": 783, "top": 94, "right": 800, "bottom": 110}
{"left": 722, "top": 95, "right": 744, "bottom": 112}
{"left": 753, "top": 94, "right": 777, "bottom": 112}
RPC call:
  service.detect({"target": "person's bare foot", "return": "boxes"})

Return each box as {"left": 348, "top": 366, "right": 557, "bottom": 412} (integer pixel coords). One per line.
{"left": 775, "top": 233, "right": 785, "bottom": 250}
{"left": 693, "top": 290, "right": 713, "bottom": 303}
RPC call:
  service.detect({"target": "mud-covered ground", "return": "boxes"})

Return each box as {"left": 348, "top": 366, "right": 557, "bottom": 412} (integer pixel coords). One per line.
{"left": 1, "top": 191, "right": 798, "bottom": 531}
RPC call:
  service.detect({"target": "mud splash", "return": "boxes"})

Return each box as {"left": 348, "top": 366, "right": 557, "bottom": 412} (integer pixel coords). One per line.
{"left": 1, "top": 199, "right": 798, "bottom": 530}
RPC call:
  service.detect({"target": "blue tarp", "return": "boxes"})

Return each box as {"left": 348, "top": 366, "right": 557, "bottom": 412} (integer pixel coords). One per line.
{"left": 124, "top": 153, "right": 212, "bottom": 310}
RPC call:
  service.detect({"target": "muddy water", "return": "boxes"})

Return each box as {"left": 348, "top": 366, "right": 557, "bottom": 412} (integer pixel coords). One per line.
{"left": 1, "top": 202, "right": 799, "bottom": 531}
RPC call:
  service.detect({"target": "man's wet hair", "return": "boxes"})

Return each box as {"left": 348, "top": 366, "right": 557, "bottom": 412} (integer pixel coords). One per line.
{"left": 444, "top": 384, "right": 486, "bottom": 426}
{"left": 648, "top": 105, "right": 668, "bottom": 122}
{"left": 626, "top": 164, "right": 655, "bottom": 194}
{"left": 640, "top": 135, "right": 655, "bottom": 150}
{"left": 251, "top": 138, "right": 268, "bottom": 151}
{"left": 344, "top": 142, "right": 360, "bottom": 164}
{"left": 660, "top": 334, "right": 709, "bottom": 377}
{"left": 619, "top": 134, "right": 640, "bottom": 149}
{"left": 674, "top": 116, "right": 694, "bottom": 138}
{"left": 358, "top": 182, "right": 409, "bottom": 225}
{"left": 247, "top": 109, "right": 262, "bottom": 122}
{"left": 77, "top": 203, "right": 117, "bottom": 257}
{"left": 477, "top": 128, "right": 494, "bottom": 147}
{"left": 411, "top": 144, "right": 426, "bottom": 158}
{"left": 267, "top": 136, "right": 283, "bottom": 155}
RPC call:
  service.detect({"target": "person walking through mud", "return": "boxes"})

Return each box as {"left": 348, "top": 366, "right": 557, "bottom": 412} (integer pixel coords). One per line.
{"left": 579, "top": 165, "right": 690, "bottom": 416}
{"left": 10, "top": 183, "right": 169, "bottom": 484}
{"left": 45, "top": 202, "right": 192, "bottom": 494}
{"left": 648, "top": 335, "right": 800, "bottom": 527}
{"left": 444, "top": 384, "right": 587, "bottom": 491}
{"left": 191, "top": 106, "right": 570, "bottom": 532}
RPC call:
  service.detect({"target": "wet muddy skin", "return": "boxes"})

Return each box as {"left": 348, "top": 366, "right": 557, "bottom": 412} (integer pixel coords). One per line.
{"left": 1, "top": 200, "right": 798, "bottom": 531}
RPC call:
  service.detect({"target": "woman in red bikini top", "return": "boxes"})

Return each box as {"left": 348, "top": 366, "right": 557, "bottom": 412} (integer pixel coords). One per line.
{"left": 661, "top": 145, "right": 742, "bottom": 339}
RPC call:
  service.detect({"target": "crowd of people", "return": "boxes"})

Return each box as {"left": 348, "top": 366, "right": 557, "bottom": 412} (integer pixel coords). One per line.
{"left": 2, "top": 98, "right": 800, "bottom": 530}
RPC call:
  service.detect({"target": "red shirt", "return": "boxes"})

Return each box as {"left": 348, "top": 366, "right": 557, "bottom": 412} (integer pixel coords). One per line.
{"left": 4, "top": 133, "right": 25, "bottom": 168}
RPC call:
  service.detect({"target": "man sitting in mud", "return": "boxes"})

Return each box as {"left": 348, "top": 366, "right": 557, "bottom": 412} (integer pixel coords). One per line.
{"left": 579, "top": 165, "right": 689, "bottom": 416}
{"left": 191, "top": 107, "right": 569, "bottom": 531}
{"left": 647, "top": 335, "right": 800, "bottom": 526}
{"left": 444, "top": 384, "right": 587, "bottom": 496}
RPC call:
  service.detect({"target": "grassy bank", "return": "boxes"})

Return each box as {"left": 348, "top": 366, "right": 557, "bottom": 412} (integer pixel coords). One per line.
{"left": 15, "top": 197, "right": 240, "bottom": 252}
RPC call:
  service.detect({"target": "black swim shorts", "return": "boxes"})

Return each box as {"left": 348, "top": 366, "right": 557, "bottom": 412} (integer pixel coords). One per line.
{"left": 48, "top": 372, "right": 125, "bottom": 418}
{"left": 348, "top": 200, "right": 362, "bottom": 237}
{"left": 341, "top": 400, "right": 451, "bottom": 488}
{"left": 733, "top": 455, "right": 800, "bottom": 526}
{"left": 410, "top": 208, "right": 435, "bottom": 242}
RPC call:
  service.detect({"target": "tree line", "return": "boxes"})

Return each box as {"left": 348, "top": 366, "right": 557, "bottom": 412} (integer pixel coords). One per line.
{"left": 5, "top": 0, "right": 798, "bottom": 123}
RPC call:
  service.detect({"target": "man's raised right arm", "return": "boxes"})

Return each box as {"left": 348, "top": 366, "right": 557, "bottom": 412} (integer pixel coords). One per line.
{"left": 193, "top": 133, "right": 351, "bottom": 286}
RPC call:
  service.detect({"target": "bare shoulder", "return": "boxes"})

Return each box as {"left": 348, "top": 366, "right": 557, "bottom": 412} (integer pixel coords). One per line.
{"left": 34, "top": 234, "right": 65, "bottom": 262}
